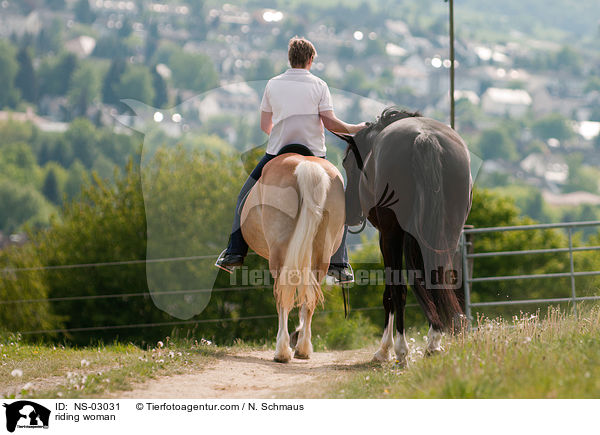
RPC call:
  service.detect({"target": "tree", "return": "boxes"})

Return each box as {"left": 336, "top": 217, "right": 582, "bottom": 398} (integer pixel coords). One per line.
{"left": 0, "top": 179, "right": 53, "bottom": 233}
{"left": 15, "top": 47, "right": 36, "bottom": 102}
{"left": 0, "top": 242, "right": 63, "bottom": 334}
{"left": 532, "top": 113, "right": 574, "bottom": 142}
{"left": 38, "top": 52, "right": 78, "bottom": 97}
{"left": 554, "top": 46, "right": 583, "bottom": 76}
{"left": 584, "top": 76, "right": 600, "bottom": 93}
{"left": 91, "top": 154, "right": 115, "bottom": 180}
{"left": 64, "top": 159, "right": 90, "bottom": 199}
{"left": 117, "top": 17, "right": 133, "bottom": 38}
{"left": 144, "top": 22, "right": 159, "bottom": 64}
{"left": 169, "top": 50, "right": 218, "bottom": 93}
{"left": 92, "top": 34, "right": 135, "bottom": 59}
{"left": 45, "top": 0, "right": 66, "bottom": 10}
{"left": 564, "top": 154, "right": 599, "bottom": 194}
{"left": 0, "top": 142, "right": 39, "bottom": 186}
{"left": 102, "top": 58, "right": 126, "bottom": 105}
{"left": 64, "top": 118, "right": 98, "bottom": 168}
{"left": 246, "top": 57, "right": 275, "bottom": 82}
{"left": 68, "top": 63, "right": 100, "bottom": 118}
{"left": 151, "top": 65, "right": 168, "bottom": 108}
{"left": 0, "top": 40, "right": 20, "bottom": 108}
{"left": 36, "top": 18, "right": 64, "bottom": 55}
{"left": 42, "top": 168, "right": 61, "bottom": 204}
{"left": 74, "top": 0, "right": 96, "bottom": 24}
{"left": 477, "top": 128, "right": 518, "bottom": 161}
{"left": 116, "top": 65, "right": 155, "bottom": 105}
{"left": 32, "top": 147, "right": 266, "bottom": 344}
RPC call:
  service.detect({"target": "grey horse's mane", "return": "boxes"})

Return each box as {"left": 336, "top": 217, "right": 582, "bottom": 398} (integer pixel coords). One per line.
{"left": 366, "top": 106, "right": 422, "bottom": 134}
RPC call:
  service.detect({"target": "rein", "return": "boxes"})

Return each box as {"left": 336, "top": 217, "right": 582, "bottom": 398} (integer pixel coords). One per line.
{"left": 346, "top": 141, "right": 368, "bottom": 234}
{"left": 348, "top": 219, "right": 366, "bottom": 234}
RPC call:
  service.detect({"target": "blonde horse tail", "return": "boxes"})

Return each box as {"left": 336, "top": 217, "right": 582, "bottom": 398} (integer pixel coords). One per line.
{"left": 277, "top": 160, "right": 330, "bottom": 312}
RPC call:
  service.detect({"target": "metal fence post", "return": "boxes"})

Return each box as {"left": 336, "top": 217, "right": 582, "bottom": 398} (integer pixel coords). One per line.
{"left": 568, "top": 227, "right": 577, "bottom": 315}
{"left": 461, "top": 231, "right": 472, "bottom": 321}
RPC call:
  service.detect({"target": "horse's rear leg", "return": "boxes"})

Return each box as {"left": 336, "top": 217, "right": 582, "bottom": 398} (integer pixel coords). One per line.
{"left": 426, "top": 324, "right": 443, "bottom": 354}
{"left": 293, "top": 304, "right": 314, "bottom": 359}
{"left": 403, "top": 233, "right": 444, "bottom": 355}
{"left": 373, "top": 286, "right": 394, "bottom": 362}
{"left": 373, "top": 226, "right": 409, "bottom": 365}
{"left": 274, "top": 302, "right": 293, "bottom": 363}
{"left": 387, "top": 232, "right": 410, "bottom": 366}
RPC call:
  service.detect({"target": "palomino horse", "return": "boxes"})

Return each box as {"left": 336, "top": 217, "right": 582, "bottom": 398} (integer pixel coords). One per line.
{"left": 240, "top": 152, "right": 345, "bottom": 363}
{"left": 335, "top": 107, "right": 472, "bottom": 366}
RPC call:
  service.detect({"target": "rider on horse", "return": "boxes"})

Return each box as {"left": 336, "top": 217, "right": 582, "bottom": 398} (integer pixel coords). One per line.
{"left": 216, "top": 37, "right": 366, "bottom": 283}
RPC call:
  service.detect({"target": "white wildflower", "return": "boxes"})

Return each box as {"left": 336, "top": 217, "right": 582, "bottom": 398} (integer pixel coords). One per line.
{"left": 11, "top": 369, "right": 23, "bottom": 377}
{"left": 157, "top": 341, "right": 164, "bottom": 348}
{"left": 80, "top": 359, "right": 90, "bottom": 367}
{"left": 22, "top": 382, "right": 33, "bottom": 391}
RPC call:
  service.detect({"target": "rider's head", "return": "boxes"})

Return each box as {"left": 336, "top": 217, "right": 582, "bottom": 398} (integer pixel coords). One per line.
{"left": 288, "top": 37, "right": 316, "bottom": 69}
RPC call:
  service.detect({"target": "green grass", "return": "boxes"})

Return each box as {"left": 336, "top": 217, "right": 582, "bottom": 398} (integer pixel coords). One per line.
{"left": 325, "top": 306, "right": 600, "bottom": 398}
{"left": 3, "top": 307, "right": 599, "bottom": 399}
{"left": 1, "top": 336, "right": 221, "bottom": 399}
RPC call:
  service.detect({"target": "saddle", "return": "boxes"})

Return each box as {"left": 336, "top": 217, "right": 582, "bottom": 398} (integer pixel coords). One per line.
{"left": 276, "top": 143, "right": 315, "bottom": 157}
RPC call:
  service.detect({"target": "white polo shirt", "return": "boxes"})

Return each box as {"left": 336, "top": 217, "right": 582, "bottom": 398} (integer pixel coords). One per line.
{"left": 260, "top": 68, "right": 333, "bottom": 157}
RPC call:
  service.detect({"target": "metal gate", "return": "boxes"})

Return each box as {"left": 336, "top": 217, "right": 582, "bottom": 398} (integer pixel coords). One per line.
{"left": 460, "top": 220, "right": 600, "bottom": 320}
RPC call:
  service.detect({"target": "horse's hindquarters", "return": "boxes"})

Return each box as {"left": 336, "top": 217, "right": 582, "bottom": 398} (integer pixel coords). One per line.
{"left": 240, "top": 154, "right": 346, "bottom": 362}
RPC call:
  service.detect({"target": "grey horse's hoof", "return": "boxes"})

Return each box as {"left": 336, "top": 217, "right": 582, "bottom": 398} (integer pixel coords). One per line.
{"left": 294, "top": 350, "right": 310, "bottom": 360}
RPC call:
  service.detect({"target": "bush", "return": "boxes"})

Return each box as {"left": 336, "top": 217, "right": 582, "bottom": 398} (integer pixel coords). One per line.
{"left": 0, "top": 244, "right": 64, "bottom": 334}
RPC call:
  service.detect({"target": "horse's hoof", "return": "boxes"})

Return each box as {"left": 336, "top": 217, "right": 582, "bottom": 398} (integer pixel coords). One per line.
{"left": 274, "top": 347, "right": 293, "bottom": 363}
{"left": 372, "top": 349, "right": 392, "bottom": 362}
{"left": 425, "top": 347, "right": 444, "bottom": 357}
{"left": 294, "top": 351, "right": 310, "bottom": 360}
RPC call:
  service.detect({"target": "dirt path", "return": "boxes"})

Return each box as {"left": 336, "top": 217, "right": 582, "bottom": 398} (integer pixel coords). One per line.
{"left": 115, "top": 347, "right": 376, "bottom": 399}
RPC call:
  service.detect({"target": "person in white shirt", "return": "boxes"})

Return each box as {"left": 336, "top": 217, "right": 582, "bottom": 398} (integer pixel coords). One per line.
{"left": 216, "top": 37, "right": 366, "bottom": 282}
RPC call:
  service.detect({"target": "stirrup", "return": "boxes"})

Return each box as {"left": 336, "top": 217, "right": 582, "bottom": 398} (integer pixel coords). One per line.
{"left": 332, "top": 263, "right": 354, "bottom": 285}
{"left": 214, "top": 249, "right": 235, "bottom": 274}
{"left": 338, "top": 263, "right": 355, "bottom": 285}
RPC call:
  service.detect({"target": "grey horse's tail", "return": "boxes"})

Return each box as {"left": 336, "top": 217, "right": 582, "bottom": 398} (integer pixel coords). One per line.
{"left": 410, "top": 132, "right": 463, "bottom": 331}
{"left": 412, "top": 132, "right": 445, "bottom": 251}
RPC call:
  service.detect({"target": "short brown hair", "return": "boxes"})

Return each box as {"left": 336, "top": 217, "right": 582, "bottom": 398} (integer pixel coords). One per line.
{"left": 288, "top": 37, "right": 316, "bottom": 68}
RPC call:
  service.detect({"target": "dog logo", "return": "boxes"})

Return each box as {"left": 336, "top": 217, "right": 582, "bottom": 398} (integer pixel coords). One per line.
{"left": 3, "top": 401, "right": 50, "bottom": 432}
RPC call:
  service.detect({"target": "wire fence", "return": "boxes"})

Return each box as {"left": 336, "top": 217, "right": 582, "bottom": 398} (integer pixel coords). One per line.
{"left": 16, "top": 305, "right": 416, "bottom": 336}
{"left": 0, "top": 241, "right": 378, "bottom": 275}
{"left": 0, "top": 238, "right": 393, "bottom": 337}
{"left": 6, "top": 220, "right": 599, "bottom": 336}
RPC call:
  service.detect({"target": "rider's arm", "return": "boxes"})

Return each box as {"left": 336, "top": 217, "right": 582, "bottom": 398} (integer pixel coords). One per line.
{"left": 260, "top": 110, "right": 273, "bottom": 135}
{"left": 320, "top": 110, "right": 366, "bottom": 134}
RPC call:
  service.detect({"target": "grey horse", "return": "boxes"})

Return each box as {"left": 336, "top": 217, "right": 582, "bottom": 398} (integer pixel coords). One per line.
{"left": 335, "top": 107, "right": 472, "bottom": 365}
